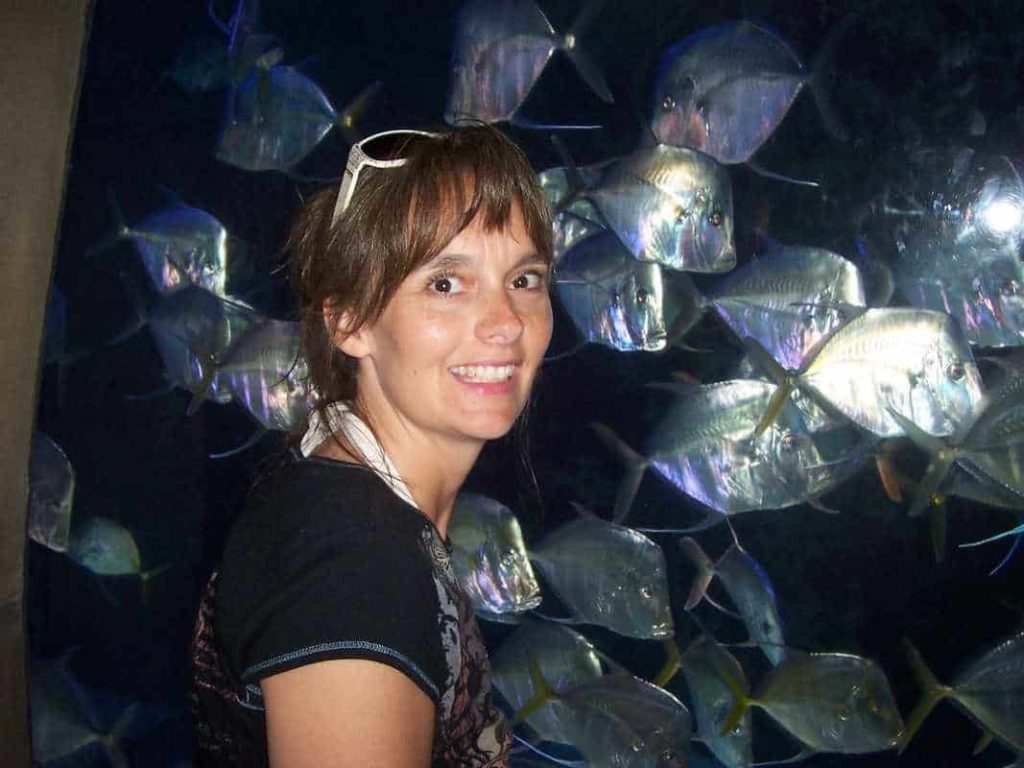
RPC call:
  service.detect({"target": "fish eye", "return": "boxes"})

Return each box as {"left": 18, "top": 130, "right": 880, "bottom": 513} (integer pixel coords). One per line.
{"left": 709, "top": 210, "right": 723, "bottom": 227}
{"left": 640, "top": 584, "right": 653, "bottom": 599}
{"left": 630, "top": 738, "right": 644, "bottom": 752}
{"left": 1001, "top": 279, "right": 1021, "bottom": 296}
{"left": 636, "top": 287, "right": 649, "bottom": 304}
{"left": 661, "top": 94, "right": 675, "bottom": 111}
{"left": 947, "top": 362, "right": 966, "bottom": 381}
{"left": 779, "top": 433, "right": 798, "bottom": 452}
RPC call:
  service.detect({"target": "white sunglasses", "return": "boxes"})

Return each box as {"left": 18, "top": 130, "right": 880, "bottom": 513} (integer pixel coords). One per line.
{"left": 331, "top": 129, "right": 438, "bottom": 224}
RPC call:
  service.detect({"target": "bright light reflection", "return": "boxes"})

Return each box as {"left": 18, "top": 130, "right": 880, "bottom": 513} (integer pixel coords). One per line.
{"left": 980, "top": 198, "right": 1024, "bottom": 236}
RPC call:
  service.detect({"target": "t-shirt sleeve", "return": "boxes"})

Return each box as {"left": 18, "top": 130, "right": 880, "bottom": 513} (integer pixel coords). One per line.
{"left": 216, "top": 468, "right": 447, "bottom": 704}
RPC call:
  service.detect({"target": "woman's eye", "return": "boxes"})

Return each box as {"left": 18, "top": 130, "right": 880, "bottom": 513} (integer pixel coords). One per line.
{"left": 428, "top": 272, "right": 462, "bottom": 295}
{"left": 511, "top": 270, "right": 545, "bottom": 290}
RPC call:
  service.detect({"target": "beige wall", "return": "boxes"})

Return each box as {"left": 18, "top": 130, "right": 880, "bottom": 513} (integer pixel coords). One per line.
{"left": 0, "top": 1, "right": 91, "bottom": 762}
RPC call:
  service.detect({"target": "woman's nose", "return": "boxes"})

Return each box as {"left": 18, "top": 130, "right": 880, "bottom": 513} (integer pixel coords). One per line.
{"left": 476, "top": 288, "right": 524, "bottom": 344}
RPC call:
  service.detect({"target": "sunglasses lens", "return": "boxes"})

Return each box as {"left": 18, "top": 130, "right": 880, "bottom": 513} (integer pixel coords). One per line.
{"left": 361, "top": 132, "right": 427, "bottom": 163}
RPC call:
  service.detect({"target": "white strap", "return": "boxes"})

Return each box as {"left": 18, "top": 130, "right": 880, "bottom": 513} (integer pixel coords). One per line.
{"left": 300, "top": 402, "right": 419, "bottom": 510}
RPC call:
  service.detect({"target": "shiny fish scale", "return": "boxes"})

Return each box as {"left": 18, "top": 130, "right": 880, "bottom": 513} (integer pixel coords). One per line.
{"left": 949, "top": 630, "right": 1024, "bottom": 751}
{"left": 709, "top": 246, "right": 867, "bottom": 369}
{"left": 28, "top": 432, "right": 75, "bottom": 553}
{"left": 127, "top": 205, "right": 229, "bottom": 297}
{"left": 529, "top": 517, "right": 673, "bottom": 639}
{"left": 800, "top": 308, "right": 983, "bottom": 437}
{"left": 67, "top": 517, "right": 141, "bottom": 576}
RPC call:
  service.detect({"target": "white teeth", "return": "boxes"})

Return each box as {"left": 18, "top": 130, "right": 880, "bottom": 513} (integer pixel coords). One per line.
{"left": 450, "top": 364, "right": 515, "bottom": 382}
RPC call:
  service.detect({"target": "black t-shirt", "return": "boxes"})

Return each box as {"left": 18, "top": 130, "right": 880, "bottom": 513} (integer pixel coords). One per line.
{"left": 190, "top": 457, "right": 511, "bottom": 766}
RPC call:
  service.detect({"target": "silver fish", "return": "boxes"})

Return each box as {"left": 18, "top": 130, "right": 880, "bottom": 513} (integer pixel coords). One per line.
{"left": 529, "top": 511, "right": 673, "bottom": 639}
{"left": 724, "top": 650, "right": 905, "bottom": 754}
{"left": 904, "top": 631, "right": 1024, "bottom": 754}
{"left": 214, "top": 318, "right": 312, "bottom": 431}
{"left": 888, "top": 375, "right": 1024, "bottom": 516}
{"left": 651, "top": 20, "right": 836, "bottom": 164}
{"left": 758, "top": 308, "right": 984, "bottom": 438}
{"left": 525, "top": 670, "right": 693, "bottom": 767}
{"left": 594, "top": 379, "right": 870, "bottom": 520}
{"left": 448, "top": 493, "right": 541, "bottom": 619}
{"left": 88, "top": 197, "right": 232, "bottom": 298}
{"left": 580, "top": 145, "right": 735, "bottom": 272}
{"left": 490, "top": 620, "right": 604, "bottom": 742}
{"left": 444, "top": 0, "right": 612, "bottom": 126}
{"left": 555, "top": 231, "right": 667, "bottom": 352}
{"left": 218, "top": 66, "right": 377, "bottom": 172}
{"left": 709, "top": 245, "right": 867, "bottom": 370}
{"left": 30, "top": 653, "right": 137, "bottom": 766}
{"left": 147, "top": 286, "right": 258, "bottom": 405}
{"left": 66, "top": 516, "right": 143, "bottom": 577}
{"left": 679, "top": 536, "right": 786, "bottom": 666}
{"left": 677, "top": 637, "right": 753, "bottom": 768}
{"left": 28, "top": 432, "right": 75, "bottom": 553}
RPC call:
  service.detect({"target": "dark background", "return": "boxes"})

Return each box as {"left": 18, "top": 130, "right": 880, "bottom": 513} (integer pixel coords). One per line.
{"left": 30, "top": 0, "right": 1024, "bottom": 765}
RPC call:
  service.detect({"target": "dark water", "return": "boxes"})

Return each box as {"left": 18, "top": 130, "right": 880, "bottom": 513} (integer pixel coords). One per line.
{"left": 30, "top": 0, "right": 1024, "bottom": 765}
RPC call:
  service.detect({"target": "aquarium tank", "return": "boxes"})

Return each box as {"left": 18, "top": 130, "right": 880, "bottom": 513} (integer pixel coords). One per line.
{"left": 25, "top": 0, "right": 1024, "bottom": 765}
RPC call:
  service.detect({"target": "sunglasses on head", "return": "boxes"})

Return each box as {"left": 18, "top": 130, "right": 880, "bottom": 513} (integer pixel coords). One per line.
{"left": 331, "top": 129, "right": 438, "bottom": 224}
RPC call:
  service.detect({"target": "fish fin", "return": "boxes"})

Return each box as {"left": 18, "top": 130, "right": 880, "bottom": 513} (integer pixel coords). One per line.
{"left": 186, "top": 356, "right": 220, "bottom": 416}
{"left": 885, "top": 407, "right": 955, "bottom": 518}
{"left": 529, "top": 607, "right": 579, "bottom": 626}
{"left": 807, "top": 497, "right": 841, "bottom": 514}
{"left": 543, "top": 338, "right": 589, "bottom": 362}
{"left": 652, "top": 639, "right": 681, "bottom": 686}
{"left": 958, "top": 524, "right": 1024, "bottom": 550}
{"left": 511, "top": 655, "right": 560, "bottom": 726}
{"left": 645, "top": 381, "right": 701, "bottom": 398}
{"left": 899, "top": 638, "right": 953, "bottom": 753}
{"left": 744, "top": 159, "right": 821, "bottom": 188}
{"left": 752, "top": 747, "right": 818, "bottom": 766}
{"left": 140, "top": 561, "right": 174, "bottom": 604}
{"left": 336, "top": 80, "right": 383, "bottom": 145}
{"left": 755, "top": 380, "right": 795, "bottom": 438}
{"left": 509, "top": 114, "right": 603, "bottom": 131}
{"left": 634, "top": 510, "right": 727, "bottom": 535}
{"left": 741, "top": 336, "right": 789, "bottom": 387}
{"left": 718, "top": 663, "right": 753, "bottom": 737}
{"left": 988, "top": 534, "right": 1023, "bottom": 576}
{"left": 510, "top": 734, "right": 587, "bottom": 768}
{"left": 973, "top": 729, "right": 995, "bottom": 755}
{"left": 84, "top": 188, "right": 130, "bottom": 258}
{"left": 123, "top": 382, "right": 175, "bottom": 401}
{"left": 677, "top": 537, "right": 715, "bottom": 609}
{"left": 207, "top": 0, "right": 232, "bottom": 34}
{"left": 874, "top": 446, "right": 904, "bottom": 503}
{"left": 561, "top": 0, "right": 614, "bottom": 104}
{"left": 929, "top": 503, "right": 947, "bottom": 564}
{"left": 209, "top": 426, "right": 267, "bottom": 459}
{"left": 590, "top": 422, "right": 647, "bottom": 524}
{"left": 568, "top": 501, "right": 605, "bottom": 522}
{"left": 808, "top": 14, "right": 856, "bottom": 143}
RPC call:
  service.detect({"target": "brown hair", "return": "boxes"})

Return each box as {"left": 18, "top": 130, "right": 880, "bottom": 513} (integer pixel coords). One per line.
{"left": 287, "top": 123, "right": 553, "bottom": 457}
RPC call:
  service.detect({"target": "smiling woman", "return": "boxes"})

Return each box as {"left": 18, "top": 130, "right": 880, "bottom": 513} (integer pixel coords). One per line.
{"left": 189, "top": 125, "right": 554, "bottom": 767}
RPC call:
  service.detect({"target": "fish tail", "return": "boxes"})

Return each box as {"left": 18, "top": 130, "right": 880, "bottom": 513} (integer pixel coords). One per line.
{"left": 718, "top": 663, "right": 753, "bottom": 737}
{"left": 103, "top": 702, "right": 139, "bottom": 768}
{"left": 562, "top": 0, "right": 614, "bottom": 104}
{"left": 336, "top": 80, "right": 383, "bottom": 145}
{"left": 84, "top": 188, "right": 130, "bottom": 258}
{"left": 677, "top": 537, "right": 714, "bottom": 610}
{"left": 808, "top": 14, "right": 857, "bottom": 142}
{"left": 874, "top": 445, "right": 904, "bottom": 503}
{"left": 511, "top": 655, "right": 558, "bottom": 726}
{"left": 589, "top": 422, "right": 647, "bottom": 524}
{"left": 652, "top": 639, "right": 681, "bottom": 687}
{"left": 899, "top": 638, "right": 953, "bottom": 753}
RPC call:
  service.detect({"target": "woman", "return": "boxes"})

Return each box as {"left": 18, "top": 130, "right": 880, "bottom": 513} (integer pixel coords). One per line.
{"left": 190, "top": 124, "right": 554, "bottom": 766}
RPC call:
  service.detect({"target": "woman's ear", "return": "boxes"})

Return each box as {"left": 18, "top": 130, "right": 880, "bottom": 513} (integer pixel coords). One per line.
{"left": 324, "top": 301, "right": 371, "bottom": 359}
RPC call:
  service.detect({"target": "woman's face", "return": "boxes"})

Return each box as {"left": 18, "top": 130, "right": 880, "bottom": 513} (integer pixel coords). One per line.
{"left": 345, "top": 201, "right": 552, "bottom": 447}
